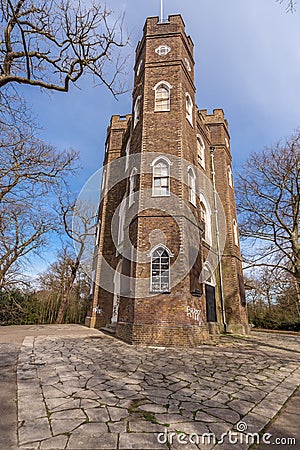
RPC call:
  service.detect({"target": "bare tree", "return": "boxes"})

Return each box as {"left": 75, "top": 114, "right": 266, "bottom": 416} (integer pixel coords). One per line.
{"left": 54, "top": 196, "right": 97, "bottom": 323}
{"left": 0, "top": 0, "right": 127, "bottom": 95}
{"left": 277, "top": 0, "right": 296, "bottom": 12}
{"left": 0, "top": 115, "right": 78, "bottom": 289}
{"left": 38, "top": 244, "right": 90, "bottom": 324}
{"left": 236, "top": 131, "right": 300, "bottom": 305}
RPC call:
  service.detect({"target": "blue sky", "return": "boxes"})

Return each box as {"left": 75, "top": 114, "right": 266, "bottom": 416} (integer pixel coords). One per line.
{"left": 22, "top": 0, "right": 300, "bottom": 274}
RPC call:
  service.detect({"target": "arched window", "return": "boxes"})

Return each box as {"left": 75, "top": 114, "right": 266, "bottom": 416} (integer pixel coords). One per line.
{"left": 202, "top": 262, "right": 216, "bottom": 286}
{"left": 188, "top": 167, "right": 196, "bottom": 206}
{"left": 101, "top": 167, "right": 106, "bottom": 192}
{"left": 186, "top": 93, "right": 193, "bottom": 125}
{"left": 233, "top": 219, "right": 239, "bottom": 246}
{"left": 197, "top": 134, "right": 205, "bottom": 169}
{"left": 152, "top": 157, "right": 171, "bottom": 197}
{"left": 134, "top": 96, "right": 141, "bottom": 128}
{"left": 151, "top": 246, "right": 171, "bottom": 293}
{"left": 154, "top": 82, "right": 171, "bottom": 112}
{"left": 199, "top": 194, "right": 212, "bottom": 245}
{"left": 136, "top": 59, "right": 143, "bottom": 76}
{"left": 129, "top": 167, "right": 137, "bottom": 207}
{"left": 118, "top": 197, "right": 126, "bottom": 245}
{"left": 125, "top": 138, "right": 131, "bottom": 171}
{"left": 227, "top": 165, "right": 233, "bottom": 188}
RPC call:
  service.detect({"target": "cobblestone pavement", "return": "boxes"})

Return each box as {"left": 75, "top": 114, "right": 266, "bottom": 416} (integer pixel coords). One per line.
{"left": 16, "top": 330, "right": 300, "bottom": 450}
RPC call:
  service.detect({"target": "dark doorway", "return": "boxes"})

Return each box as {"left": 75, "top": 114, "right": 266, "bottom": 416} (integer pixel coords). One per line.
{"left": 205, "top": 284, "right": 217, "bottom": 322}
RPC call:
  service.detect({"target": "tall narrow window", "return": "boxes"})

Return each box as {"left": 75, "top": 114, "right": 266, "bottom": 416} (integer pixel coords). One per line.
{"left": 151, "top": 246, "right": 171, "bottom": 293}
{"left": 233, "top": 219, "right": 239, "bottom": 246}
{"left": 129, "top": 167, "right": 137, "bottom": 207}
{"left": 228, "top": 165, "right": 233, "bottom": 188}
{"left": 101, "top": 167, "right": 106, "bottom": 192}
{"left": 118, "top": 197, "right": 126, "bottom": 246}
{"left": 125, "top": 138, "right": 131, "bottom": 171}
{"left": 200, "top": 202, "right": 206, "bottom": 241}
{"left": 152, "top": 158, "right": 170, "bottom": 196}
{"left": 199, "top": 195, "right": 212, "bottom": 245}
{"left": 197, "top": 134, "right": 205, "bottom": 169}
{"left": 188, "top": 167, "right": 196, "bottom": 206}
{"left": 186, "top": 93, "right": 193, "bottom": 125}
{"left": 134, "top": 96, "right": 141, "bottom": 128}
{"left": 154, "top": 82, "right": 171, "bottom": 112}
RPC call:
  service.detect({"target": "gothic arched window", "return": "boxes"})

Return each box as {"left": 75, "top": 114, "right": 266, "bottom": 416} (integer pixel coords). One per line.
{"left": 134, "top": 96, "right": 141, "bottom": 128}
{"left": 154, "top": 82, "right": 171, "bottom": 112}
{"left": 188, "top": 167, "right": 196, "bottom": 206}
{"left": 118, "top": 197, "right": 126, "bottom": 246}
{"left": 199, "top": 194, "right": 212, "bottom": 245}
{"left": 129, "top": 167, "right": 137, "bottom": 207}
{"left": 152, "top": 157, "right": 171, "bottom": 197}
{"left": 228, "top": 165, "right": 233, "bottom": 188}
{"left": 186, "top": 93, "right": 193, "bottom": 125}
{"left": 197, "top": 134, "right": 205, "bottom": 169}
{"left": 151, "top": 246, "right": 171, "bottom": 293}
{"left": 125, "top": 138, "right": 131, "bottom": 171}
{"left": 233, "top": 219, "right": 239, "bottom": 246}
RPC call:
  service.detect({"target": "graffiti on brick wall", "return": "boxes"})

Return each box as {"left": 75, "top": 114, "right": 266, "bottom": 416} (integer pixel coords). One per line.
{"left": 187, "top": 305, "right": 204, "bottom": 325}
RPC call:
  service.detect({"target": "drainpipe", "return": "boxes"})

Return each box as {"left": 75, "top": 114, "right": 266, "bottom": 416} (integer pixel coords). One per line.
{"left": 210, "top": 146, "right": 228, "bottom": 333}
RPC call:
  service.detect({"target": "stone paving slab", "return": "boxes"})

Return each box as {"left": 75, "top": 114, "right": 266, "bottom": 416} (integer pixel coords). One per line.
{"left": 15, "top": 330, "right": 300, "bottom": 449}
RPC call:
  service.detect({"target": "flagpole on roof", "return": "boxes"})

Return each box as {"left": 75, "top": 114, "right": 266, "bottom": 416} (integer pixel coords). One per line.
{"left": 160, "top": 0, "right": 164, "bottom": 22}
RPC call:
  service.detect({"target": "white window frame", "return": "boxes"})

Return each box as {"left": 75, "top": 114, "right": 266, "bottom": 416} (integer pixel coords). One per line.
{"left": 125, "top": 138, "right": 131, "bottom": 172}
{"left": 184, "top": 57, "right": 191, "bottom": 72}
{"left": 201, "top": 261, "right": 216, "bottom": 286}
{"left": 151, "top": 156, "right": 172, "bottom": 197}
{"left": 228, "top": 165, "right": 233, "bottom": 188}
{"left": 101, "top": 167, "right": 106, "bottom": 192}
{"left": 199, "top": 193, "right": 212, "bottom": 246}
{"left": 129, "top": 167, "right": 137, "bottom": 207}
{"left": 117, "top": 197, "right": 126, "bottom": 246}
{"left": 188, "top": 166, "right": 196, "bottom": 206}
{"left": 134, "top": 95, "right": 141, "bottom": 128}
{"left": 136, "top": 59, "right": 143, "bottom": 76}
{"left": 186, "top": 93, "right": 193, "bottom": 126}
{"left": 197, "top": 134, "right": 206, "bottom": 169}
{"left": 233, "top": 219, "right": 239, "bottom": 247}
{"left": 153, "top": 81, "right": 172, "bottom": 112}
{"left": 155, "top": 45, "right": 171, "bottom": 56}
{"left": 150, "top": 244, "right": 173, "bottom": 293}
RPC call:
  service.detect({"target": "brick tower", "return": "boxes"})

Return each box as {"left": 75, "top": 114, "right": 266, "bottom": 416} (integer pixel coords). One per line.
{"left": 85, "top": 15, "right": 249, "bottom": 346}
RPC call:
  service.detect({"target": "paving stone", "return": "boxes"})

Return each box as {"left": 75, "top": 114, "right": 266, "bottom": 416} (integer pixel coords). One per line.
{"left": 67, "top": 423, "right": 115, "bottom": 449}
{"left": 51, "top": 408, "right": 86, "bottom": 420}
{"left": 46, "top": 397, "right": 81, "bottom": 411}
{"left": 108, "top": 406, "right": 129, "bottom": 421}
{"left": 51, "top": 417, "right": 87, "bottom": 435}
{"left": 119, "top": 432, "right": 168, "bottom": 449}
{"left": 107, "top": 420, "right": 128, "bottom": 433}
{"left": 18, "top": 418, "right": 52, "bottom": 445}
{"left": 85, "top": 407, "right": 110, "bottom": 422}
{"left": 129, "top": 419, "right": 166, "bottom": 433}
{"left": 227, "top": 399, "right": 254, "bottom": 416}
{"left": 138, "top": 403, "right": 168, "bottom": 414}
{"left": 201, "top": 407, "right": 240, "bottom": 424}
{"left": 40, "top": 435, "right": 69, "bottom": 449}
{"left": 18, "top": 398, "right": 47, "bottom": 421}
